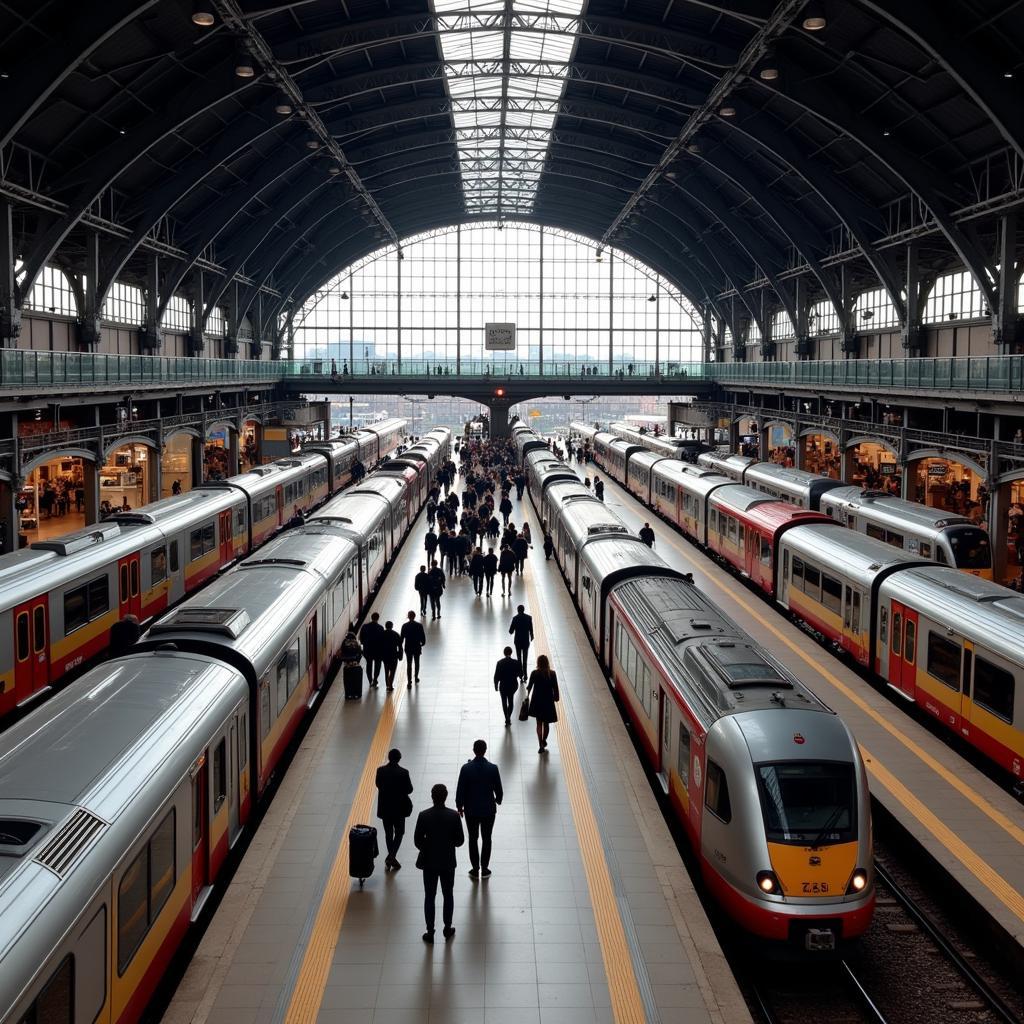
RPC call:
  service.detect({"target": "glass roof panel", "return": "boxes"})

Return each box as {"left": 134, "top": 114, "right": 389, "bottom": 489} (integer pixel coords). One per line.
{"left": 435, "top": 0, "right": 584, "bottom": 216}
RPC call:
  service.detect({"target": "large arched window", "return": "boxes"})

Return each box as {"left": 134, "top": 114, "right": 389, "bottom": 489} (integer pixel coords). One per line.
{"left": 293, "top": 223, "right": 703, "bottom": 373}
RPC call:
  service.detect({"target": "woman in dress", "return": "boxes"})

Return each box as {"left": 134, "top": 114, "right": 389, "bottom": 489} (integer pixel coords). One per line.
{"left": 527, "top": 654, "right": 560, "bottom": 753}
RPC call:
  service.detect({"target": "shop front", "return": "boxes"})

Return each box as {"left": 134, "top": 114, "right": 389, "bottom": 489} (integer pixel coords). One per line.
{"left": 848, "top": 439, "right": 901, "bottom": 494}
{"left": 909, "top": 456, "right": 984, "bottom": 521}
{"left": 17, "top": 455, "right": 89, "bottom": 542}
{"left": 161, "top": 432, "right": 194, "bottom": 497}
{"left": 765, "top": 422, "right": 794, "bottom": 465}
{"left": 99, "top": 442, "right": 150, "bottom": 516}
{"left": 800, "top": 432, "right": 842, "bottom": 478}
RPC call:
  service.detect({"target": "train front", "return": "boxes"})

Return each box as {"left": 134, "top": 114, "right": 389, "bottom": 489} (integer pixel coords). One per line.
{"left": 701, "top": 708, "right": 874, "bottom": 955}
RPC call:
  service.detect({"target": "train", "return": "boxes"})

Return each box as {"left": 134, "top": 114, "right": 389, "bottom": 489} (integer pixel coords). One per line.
{"left": 569, "top": 423, "right": 1024, "bottom": 779}
{"left": 0, "top": 427, "right": 452, "bottom": 1024}
{"left": 606, "top": 421, "right": 709, "bottom": 460}
{"left": 572, "top": 422, "right": 994, "bottom": 578}
{"left": 515, "top": 423, "right": 875, "bottom": 954}
{"left": 0, "top": 419, "right": 407, "bottom": 720}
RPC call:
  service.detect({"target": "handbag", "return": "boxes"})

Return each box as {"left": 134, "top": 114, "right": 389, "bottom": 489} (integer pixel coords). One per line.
{"left": 518, "top": 696, "right": 531, "bottom": 721}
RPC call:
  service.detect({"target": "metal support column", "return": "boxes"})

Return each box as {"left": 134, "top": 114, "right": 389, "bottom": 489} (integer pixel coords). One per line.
{"left": 654, "top": 283, "right": 660, "bottom": 375}
{"left": 994, "top": 213, "right": 1019, "bottom": 352}
{"left": 902, "top": 240, "right": 922, "bottom": 353}
{"left": 456, "top": 226, "right": 461, "bottom": 375}
{"left": 79, "top": 232, "right": 102, "bottom": 351}
{"left": 538, "top": 227, "right": 544, "bottom": 375}
{"left": 142, "top": 253, "right": 163, "bottom": 352}
{"left": 608, "top": 251, "right": 614, "bottom": 376}
{"left": 396, "top": 248, "right": 402, "bottom": 373}
{"left": 189, "top": 270, "right": 205, "bottom": 356}
{"left": 0, "top": 199, "right": 20, "bottom": 348}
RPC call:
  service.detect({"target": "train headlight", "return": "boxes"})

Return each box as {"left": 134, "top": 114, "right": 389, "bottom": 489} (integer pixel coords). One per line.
{"left": 756, "top": 870, "right": 780, "bottom": 895}
{"left": 846, "top": 868, "right": 868, "bottom": 894}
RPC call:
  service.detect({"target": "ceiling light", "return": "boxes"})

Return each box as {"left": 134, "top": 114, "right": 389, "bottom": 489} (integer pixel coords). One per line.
{"left": 719, "top": 105, "right": 736, "bottom": 117}
{"left": 1004, "top": 71, "right": 1014, "bottom": 79}
{"left": 191, "top": 2, "right": 215, "bottom": 26}
{"left": 0, "top": 71, "right": 8, "bottom": 80}
{"left": 275, "top": 102, "right": 293, "bottom": 115}
{"left": 306, "top": 139, "right": 321, "bottom": 149}
{"left": 235, "top": 49, "right": 256, "bottom": 78}
{"left": 882, "top": 129, "right": 891, "bottom": 137}
{"left": 328, "top": 165, "right": 341, "bottom": 175}
{"left": 341, "top": 291, "right": 349, "bottom": 300}
{"left": 759, "top": 49, "right": 779, "bottom": 81}
{"left": 648, "top": 294, "right": 657, "bottom": 303}
{"left": 119, "top": 128, "right": 126, "bottom": 136}
{"left": 802, "top": 4, "right": 826, "bottom": 31}
{"left": 687, "top": 143, "right": 701, "bottom": 154}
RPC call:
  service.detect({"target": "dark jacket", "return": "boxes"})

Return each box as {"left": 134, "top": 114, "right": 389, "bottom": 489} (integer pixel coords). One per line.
{"left": 427, "top": 566, "right": 446, "bottom": 595}
{"left": 639, "top": 526, "right": 655, "bottom": 547}
{"left": 359, "top": 619, "right": 384, "bottom": 655}
{"left": 375, "top": 762, "right": 413, "bottom": 820}
{"left": 414, "top": 804, "right": 465, "bottom": 872}
{"left": 483, "top": 552, "right": 498, "bottom": 576}
{"left": 456, "top": 756, "right": 504, "bottom": 818}
{"left": 493, "top": 656, "right": 522, "bottom": 694}
{"left": 400, "top": 619, "right": 426, "bottom": 654}
{"left": 498, "top": 549, "right": 516, "bottom": 573}
{"left": 380, "top": 628, "right": 402, "bottom": 665}
{"left": 340, "top": 635, "right": 362, "bottom": 664}
{"left": 499, "top": 497, "right": 513, "bottom": 514}
{"left": 424, "top": 532, "right": 438, "bottom": 554}
{"left": 469, "top": 553, "right": 485, "bottom": 576}
{"left": 109, "top": 617, "right": 141, "bottom": 657}
{"left": 509, "top": 612, "right": 534, "bottom": 643}
{"left": 414, "top": 570, "right": 431, "bottom": 594}
{"left": 513, "top": 537, "right": 529, "bottom": 559}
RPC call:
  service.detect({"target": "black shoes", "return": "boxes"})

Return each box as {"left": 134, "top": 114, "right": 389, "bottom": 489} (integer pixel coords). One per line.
{"left": 469, "top": 868, "right": 480, "bottom": 878}
{"left": 423, "top": 931, "right": 434, "bottom": 944}
{"left": 481, "top": 868, "right": 492, "bottom": 878}
{"left": 443, "top": 927, "right": 456, "bottom": 941}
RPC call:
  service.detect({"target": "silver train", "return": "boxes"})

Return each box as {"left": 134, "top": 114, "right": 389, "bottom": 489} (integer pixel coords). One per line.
{"left": 0, "top": 428, "right": 452, "bottom": 1024}
{"left": 515, "top": 423, "right": 874, "bottom": 952}
{"left": 0, "top": 419, "right": 407, "bottom": 721}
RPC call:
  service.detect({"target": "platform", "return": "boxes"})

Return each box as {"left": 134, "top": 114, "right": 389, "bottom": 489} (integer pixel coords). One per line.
{"left": 163, "top": 479, "right": 748, "bottom": 1024}
{"left": 589, "top": 465, "right": 1024, "bottom": 950}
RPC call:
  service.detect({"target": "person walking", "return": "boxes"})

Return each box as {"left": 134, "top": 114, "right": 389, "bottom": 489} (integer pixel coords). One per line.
{"left": 469, "top": 547, "right": 485, "bottom": 595}
{"left": 499, "top": 493, "right": 513, "bottom": 526}
{"left": 513, "top": 532, "right": 529, "bottom": 575}
{"left": 359, "top": 611, "right": 385, "bottom": 688}
{"left": 639, "top": 522, "right": 656, "bottom": 548}
{"left": 483, "top": 546, "right": 498, "bottom": 596}
{"left": 427, "top": 560, "right": 446, "bottom": 619}
{"left": 594, "top": 478, "right": 604, "bottom": 502}
{"left": 456, "top": 740, "right": 503, "bottom": 879}
{"left": 375, "top": 748, "right": 414, "bottom": 871}
{"left": 498, "top": 545, "right": 516, "bottom": 595}
{"left": 414, "top": 783, "right": 465, "bottom": 943}
{"left": 543, "top": 532, "right": 554, "bottom": 560}
{"left": 527, "top": 655, "right": 560, "bottom": 753}
{"left": 414, "top": 564, "right": 431, "bottom": 617}
{"left": 380, "top": 620, "right": 402, "bottom": 692}
{"left": 424, "top": 526, "right": 438, "bottom": 563}
{"left": 109, "top": 614, "right": 141, "bottom": 657}
{"left": 509, "top": 605, "right": 534, "bottom": 678}
{"left": 487, "top": 513, "right": 500, "bottom": 541}
{"left": 401, "top": 610, "right": 426, "bottom": 685}
{"left": 493, "top": 646, "right": 522, "bottom": 726}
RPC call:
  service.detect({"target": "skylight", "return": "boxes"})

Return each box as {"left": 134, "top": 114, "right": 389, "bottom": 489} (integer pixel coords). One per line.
{"left": 433, "top": 0, "right": 585, "bottom": 217}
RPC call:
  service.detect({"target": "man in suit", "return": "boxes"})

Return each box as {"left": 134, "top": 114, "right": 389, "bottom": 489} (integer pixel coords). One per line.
{"left": 400, "top": 610, "right": 426, "bottom": 684}
{"left": 375, "top": 748, "right": 413, "bottom": 870}
{"left": 359, "top": 612, "right": 385, "bottom": 687}
{"left": 493, "top": 646, "right": 522, "bottom": 727}
{"left": 414, "top": 564, "right": 431, "bottom": 617}
{"left": 427, "top": 560, "right": 446, "bottom": 619}
{"left": 380, "top": 620, "right": 402, "bottom": 692}
{"left": 414, "top": 783, "right": 465, "bottom": 943}
{"left": 455, "top": 740, "right": 504, "bottom": 878}
{"left": 509, "top": 605, "right": 534, "bottom": 679}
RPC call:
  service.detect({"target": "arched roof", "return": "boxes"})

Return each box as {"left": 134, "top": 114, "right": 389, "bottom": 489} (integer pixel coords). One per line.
{"left": 3, "top": 0, "right": 1023, "bottom": 340}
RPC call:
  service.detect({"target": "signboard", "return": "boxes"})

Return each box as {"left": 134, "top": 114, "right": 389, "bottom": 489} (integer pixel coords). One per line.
{"left": 880, "top": 463, "right": 896, "bottom": 476}
{"left": 927, "top": 463, "right": 948, "bottom": 477}
{"left": 485, "top": 322, "right": 516, "bottom": 350}
{"left": 529, "top": 409, "right": 542, "bottom": 418}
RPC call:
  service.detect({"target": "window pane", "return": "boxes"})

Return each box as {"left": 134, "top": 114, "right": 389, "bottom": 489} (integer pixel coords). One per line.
{"left": 974, "top": 658, "right": 1015, "bottom": 722}
{"left": 148, "top": 811, "right": 176, "bottom": 923}
{"left": 117, "top": 850, "right": 148, "bottom": 972}
{"left": 926, "top": 632, "right": 961, "bottom": 689}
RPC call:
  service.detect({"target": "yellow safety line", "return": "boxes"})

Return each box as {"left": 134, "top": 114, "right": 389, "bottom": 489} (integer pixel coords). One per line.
{"left": 524, "top": 569, "right": 648, "bottom": 1024}
{"left": 284, "top": 679, "right": 407, "bottom": 1024}
{"left": 593, "top": 472, "right": 1024, "bottom": 924}
{"left": 863, "top": 747, "right": 1024, "bottom": 923}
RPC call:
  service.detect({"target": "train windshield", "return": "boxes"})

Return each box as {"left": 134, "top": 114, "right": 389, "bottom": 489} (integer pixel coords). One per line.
{"left": 946, "top": 526, "right": 992, "bottom": 570}
{"left": 756, "top": 762, "right": 856, "bottom": 846}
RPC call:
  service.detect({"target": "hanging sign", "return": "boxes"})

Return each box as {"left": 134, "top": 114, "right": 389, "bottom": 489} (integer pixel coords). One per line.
{"left": 485, "top": 322, "right": 516, "bottom": 350}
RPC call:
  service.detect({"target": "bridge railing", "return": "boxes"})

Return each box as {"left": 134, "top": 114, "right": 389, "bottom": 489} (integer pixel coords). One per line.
{"left": 282, "top": 358, "right": 706, "bottom": 380}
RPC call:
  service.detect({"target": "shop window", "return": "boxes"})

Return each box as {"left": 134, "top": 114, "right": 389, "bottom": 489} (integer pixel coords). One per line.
{"left": 973, "top": 658, "right": 1015, "bottom": 723}
{"left": 705, "top": 760, "right": 732, "bottom": 823}
{"left": 926, "top": 632, "right": 961, "bottom": 689}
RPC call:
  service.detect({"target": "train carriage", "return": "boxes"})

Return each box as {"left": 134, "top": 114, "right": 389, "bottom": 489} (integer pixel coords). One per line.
{"left": 0, "top": 653, "right": 250, "bottom": 1024}
{"left": 625, "top": 450, "right": 666, "bottom": 506}
{"left": 539, "top": 478, "right": 593, "bottom": 543}
{"left": 524, "top": 450, "right": 578, "bottom": 507}
{"left": 651, "top": 462, "right": 731, "bottom": 544}
{"left": 777, "top": 525, "right": 926, "bottom": 666}
{"left": 697, "top": 450, "right": 755, "bottom": 480}
{"left": 874, "top": 567, "right": 1023, "bottom": 774}
{"left": 609, "top": 421, "right": 708, "bottom": 461}
{"left": 594, "top": 435, "right": 640, "bottom": 486}
{"left": 547, "top": 493, "right": 631, "bottom": 597}
{"left": 743, "top": 463, "right": 844, "bottom": 511}
{"left": 820, "top": 486, "right": 993, "bottom": 579}
{"left": 307, "top": 491, "right": 392, "bottom": 604}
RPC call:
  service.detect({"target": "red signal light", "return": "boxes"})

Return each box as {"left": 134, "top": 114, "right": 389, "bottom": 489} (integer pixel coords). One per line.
{"left": 495, "top": 387, "right": 505, "bottom": 398}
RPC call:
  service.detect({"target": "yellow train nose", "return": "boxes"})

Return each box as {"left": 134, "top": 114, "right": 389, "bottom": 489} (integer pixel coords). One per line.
{"left": 766, "top": 841, "right": 861, "bottom": 897}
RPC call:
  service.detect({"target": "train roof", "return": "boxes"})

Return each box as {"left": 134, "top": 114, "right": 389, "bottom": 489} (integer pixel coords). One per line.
{"left": 627, "top": 451, "right": 666, "bottom": 472}
{"left": 208, "top": 450, "right": 327, "bottom": 497}
{"left": 238, "top": 525, "right": 359, "bottom": 582}
{"left": 580, "top": 534, "right": 682, "bottom": 595}
{"left": 104, "top": 486, "right": 242, "bottom": 532}
{"left": 655, "top": 463, "right": 732, "bottom": 499}
{"left": 698, "top": 451, "right": 755, "bottom": 473}
{"left": 710, "top": 484, "right": 778, "bottom": 515}
{"left": 821, "top": 486, "right": 977, "bottom": 532}
{"left": 743, "top": 462, "right": 841, "bottom": 493}
{"left": 612, "top": 576, "right": 829, "bottom": 730}
{"left": 780, "top": 522, "right": 926, "bottom": 586}
{"left": 654, "top": 461, "right": 728, "bottom": 484}
{"left": 0, "top": 652, "right": 247, "bottom": 1016}
{"left": 542, "top": 479, "right": 597, "bottom": 505}
{"left": 712, "top": 487, "right": 834, "bottom": 530}
{"left": 879, "top": 566, "right": 1024, "bottom": 663}
{"left": 553, "top": 496, "right": 632, "bottom": 541}
{"left": 307, "top": 491, "right": 391, "bottom": 535}
{"left": 569, "top": 422, "right": 599, "bottom": 438}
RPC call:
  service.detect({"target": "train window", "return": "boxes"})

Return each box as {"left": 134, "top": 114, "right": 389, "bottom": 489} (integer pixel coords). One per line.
{"left": 89, "top": 576, "right": 109, "bottom": 617}
{"left": 973, "top": 657, "right": 1014, "bottom": 723}
{"left": 33, "top": 607, "right": 45, "bottom": 653}
{"left": 677, "top": 724, "right": 690, "bottom": 786}
{"left": 288, "top": 639, "right": 301, "bottom": 694}
{"left": 822, "top": 574, "right": 842, "bottom": 614}
{"left": 151, "top": 547, "right": 167, "bottom": 584}
{"left": 18, "top": 955, "right": 73, "bottom": 1024}
{"left": 276, "top": 656, "right": 288, "bottom": 714}
{"left": 239, "top": 714, "right": 248, "bottom": 770}
{"left": 936, "top": 547, "right": 949, "bottom": 565}
{"left": 756, "top": 762, "right": 854, "bottom": 845}
{"left": 866, "top": 523, "right": 885, "bottom": 542}
{"left": 119, "top": 564, "right": 128, "bottom": 604}
{"left": 169, "top": 541, "right": 179, "bottom": 573}
{"left": 213, "top": 739, "right": 227, "bottom": 813}
{"left": 728, "top": 516, "right": 737, "bottom": 542}
{"left": 920, "top": 542, "right": 932, "bottom": 559}
{"left": 760, "top": 537, "right": 771, "bottom": 565}
{"left": 63, "top": 576, "right": 109, "bottom": 634}
{"left": 891, "top": 612, "right": 902, "bottom": 656}
{"left": 926, "top": 632, "right": 961, "bottom": 690}
{"left": 16, "top": 611, "right": 29, "bottom": 662}
{"left": 962, "top": 648, "right": 972, "bottom": 698}
{"left": 260, "top": 679, "right": 271, "bottom": 738}
{"left": 792, "top": 557, "right": 804, "bottom": 589}
{"left": 130, "top": 560, "right": 139, "bottom": 598}
{"left": 880, "top": 607, "right": 888, "bottom": 643}
{"left": 803, "top": 564, "right": 821, "bottom": 600}
{"left": 236, "top": 506, "right": 246, "bottom": 532}
{"left": 117, "top": 809, "right": 175, "bottom": 974}
{"left": 709, "top": 509, "right": 718, "bottom": 531}
{"left": 203, "top": 523, "right": 216, "bottom": 554}
{"left": 705, "top": 760, "right": 732, "bottom": 823}
{"left": 190, "top": 529, "right": 204, "bottom": 561}
{"left": 852, "top": 591, "right": 861, "bottom": 634}
{"left": 843, "top": 589, "right": 852, "bottom": 629}
{"left": 192, "top": 774, "right": 203, "bottom": 850}
{"left": 885, "top": 530, "right": 905, "bottom": 549}
{"left": 904, "top": 620, "right": 917, "bottom": 665}
{"left": 77, "top": 906, "right": 107, "bottom": 1024}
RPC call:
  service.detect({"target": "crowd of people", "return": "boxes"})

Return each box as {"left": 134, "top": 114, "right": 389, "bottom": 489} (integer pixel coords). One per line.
{"left": 334, "top": 434, "right": 569, "bottom": 943}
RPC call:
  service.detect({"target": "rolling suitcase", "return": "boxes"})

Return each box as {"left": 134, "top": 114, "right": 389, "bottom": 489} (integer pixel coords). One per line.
{"left": 343, "top": 662, "right": 363, "bottom": 700}
{"left": 349, "top": 824, "right": 378, "bottom": 885}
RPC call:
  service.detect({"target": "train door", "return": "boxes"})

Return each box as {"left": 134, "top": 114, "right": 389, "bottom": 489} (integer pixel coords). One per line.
{"left": 887, "top": 601, "right": 917, "bottom": 698}
{"left": 307, "top": 614, "right": 319, "bottom": 693}
{"left": 13, "top": 596, "right": 49, "bottom": 698}
{"left": 219, "top": 510, "right": 233, "bottom": 563}
{"left": 191, "top": 760, "right": 209, "bottom": 908}
{"left": 117, "top": 554, "right": 142, "bottom": 619}
{"left": 275, "top": 484, "right": 284, "bottom": 526}
{"left": 228, "top": 720, "right": 240, "bottom": 840}
{"left": 657, "top": 691, "right": 671, "bottom": 793}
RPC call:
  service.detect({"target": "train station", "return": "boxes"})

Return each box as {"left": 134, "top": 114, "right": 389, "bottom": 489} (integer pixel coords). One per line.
{"left": 1, "top": 3, "right": 1024, "bottom": 1024}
